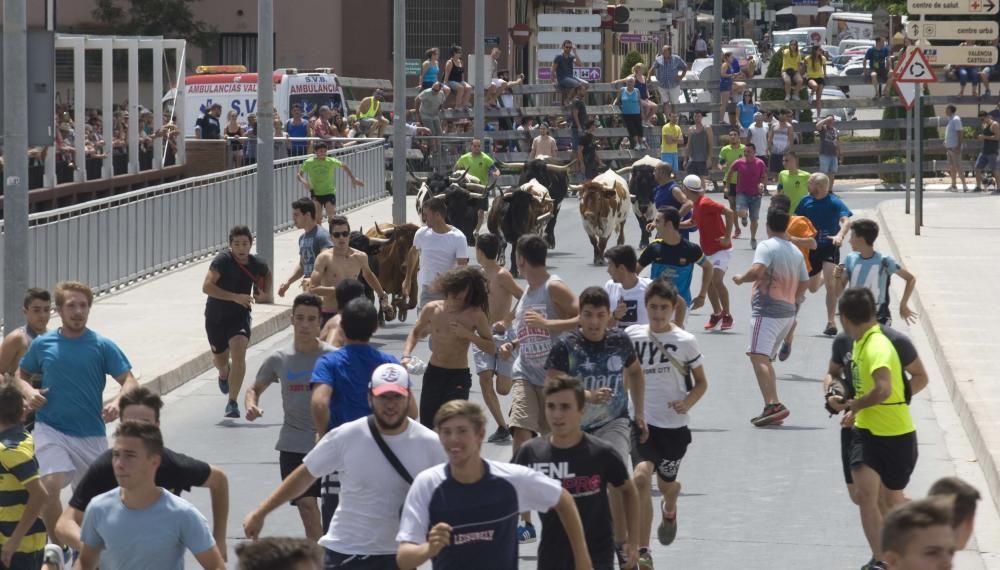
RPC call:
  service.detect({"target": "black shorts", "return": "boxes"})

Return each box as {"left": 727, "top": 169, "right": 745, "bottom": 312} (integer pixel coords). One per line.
{"left": 809, "top": 77, "right": 826, "bottom": 86}
{"left": 279, "top": 451, "right": 322, "bottom": 505}
{"left": 848, "top": 427, "right": 918, "bottom": 491}
{"left": 322, "top": 310, "right": 338, "bottom": 328}
{"left": 312, "top": 191, "right": 337, "bottom": 206}
{"left": 632, "top": 424, "right": 692, "bottom": 483}
{"left": 687, "top": 161, "right": 708, "bottom": 176}
{"left": 205, "top": 312, "right": 252, "bottom": 354}
{"left": 769, "top": 153, "right": 785, "bottom": 174}
{"left": 623, "top": 113, "right": 643, "bottom": 138}
{"left": 873, "top": 68, "right": 889, "bottom": 83}
{"left": 419, "top": 364, "right": 472, "bottom": 429}
{"left": 324, "top": 550, "right": 397, "bottom": 570}
{"left": 807, "top": 242, "right": 841, "bottom": 277}
{"left": 5, "top": 551, "right": 43, "bottom": 570}
{"left": 840, "top": 427, "right": 854, "bottom": 484}
{"left": 784, "top": 68, "right": 800, "bottom": 80}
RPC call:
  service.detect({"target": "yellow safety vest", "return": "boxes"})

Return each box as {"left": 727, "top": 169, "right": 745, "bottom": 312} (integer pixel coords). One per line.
{"left": 360, "top": 97, "right": 380, "bottom": 119}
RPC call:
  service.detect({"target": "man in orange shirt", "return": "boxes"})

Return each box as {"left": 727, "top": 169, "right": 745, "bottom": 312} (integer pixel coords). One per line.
{"left": 769, "top": 193, "right": 816, "bottom": 361}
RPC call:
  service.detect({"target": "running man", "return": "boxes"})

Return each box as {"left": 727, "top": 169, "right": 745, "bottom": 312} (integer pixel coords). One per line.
{"left": 499, "top": 235, "right": 578, "bottom": 544}
{"left": 0, "top": 380, "right": 47, "bottom": 570}
{"left": 724, "top": 143, "right": 768, "bottom": 249}
{"left": 319, "top": 279, "right": 367, "bottom": 347}
{"left": 514, "top": 375, "right": 641, "bottom": 570}
{"left": 0, "top": 288, "right": 51, "bottom": 432}
{"left": 717, "top": 129, "right": 744, "bottom": 234}
{"left": 396, "top": 401, "right": 593, "bottom": 570}
{"left": 202, "top": 225, "right": 273, "bottom": 418}
{"left": 837, "top": 219, "right": 918, "bottom": 327}
{"left": 309, "top": 216, "right": 388, "bottom": 327}
{"left": 296, "top": 141, "right": 363, "bottom": 221}
{"left": 473, "top": 234, "right": 523, "bottom": 444}
{"left": 17, "top": 281, "right": 138, "bottom": 550}
{"left": 402, "top": 266, "right": 495, "bottom": 428}
{"left": 828, "top": 288, "right": 919, "bottom": 570}
{"left": 54, "top": 387, "right": 230, "bottom": 559}
{"left": 454, "top": 139, "right": 500, "bottom": 235}
{"left": 76, "top": 423, "right": 225, "bottom": 570}
{"left": 603, "top": 245, "right": 652, "bottom": 330}
{"left": 731, "top": 206, "right": 809, "bottom": 426}
{"left": 768, "top": 194, "right": 817, "bottom": 362}
{"left": 402, "top": 197, "right": 470, "bottom": 311}
{"left": 245, "top": 294, "right": 334, "bottom": 541}
{"left": 626, "top": 279, "right": 707, "bottom": 563}
{"left": 245, "top": 364, "right": 445, "bottom": 570}
{"left": 880, "top": 497, "right": 955, "bottom": 570}
{"left": 278, "top": 199, "right": 333, "bottom": 298}
{"left": 776, "top": 152, "right": 810, "bottom": 214}
{"left": 638, "top": 207, "right": 713, "bottom": 328}
{"left": 795, "top": 172, "right": 852, "bottom": 336}
{"left": 545, "top": 287, "right": 646, "bottom": 567}
{"left": 679, "top": 175, "right": 736, "bottom": 332}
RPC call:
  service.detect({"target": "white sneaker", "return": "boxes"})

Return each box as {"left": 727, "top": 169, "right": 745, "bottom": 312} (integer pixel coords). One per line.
{"left": 43, "top": 544, "right": 65, "bottom": 570}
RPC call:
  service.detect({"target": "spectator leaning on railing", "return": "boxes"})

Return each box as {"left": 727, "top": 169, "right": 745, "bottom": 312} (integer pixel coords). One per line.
{"left": 652, "top": 44, "right": 687, "bottom": 115}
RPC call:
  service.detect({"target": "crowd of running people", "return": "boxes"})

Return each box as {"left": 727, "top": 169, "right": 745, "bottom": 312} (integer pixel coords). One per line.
{"left": 0, "top": 152, "right": 986, "bottom": 570}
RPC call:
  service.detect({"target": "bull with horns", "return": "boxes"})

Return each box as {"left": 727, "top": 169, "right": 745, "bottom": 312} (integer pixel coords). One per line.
{"left": 616, "top": 155, "right": 664, "bottom": 249}
{"left": 410, "top": 169, "right": 490, "bottom": 246}
{"left": 496, "top": 156, "right": 575, "bottom": 249}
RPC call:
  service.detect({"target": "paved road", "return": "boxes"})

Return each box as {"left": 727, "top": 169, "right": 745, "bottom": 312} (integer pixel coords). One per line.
{"left": 148, "top": 190, "right": 998, "bottom": 569}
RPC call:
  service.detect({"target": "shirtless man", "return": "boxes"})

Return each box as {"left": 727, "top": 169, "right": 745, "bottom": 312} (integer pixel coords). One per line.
{"left": 318, "top": 278, "right": 367, "bottom": 347}
{"left": 0, "top": 288, "right": 51, "bottom": 431}
{"left": 309, "top": 215, "right": 388, "bottom": 327}
{"left": 473, "top": 234, "right": 523, "bottom": 443}
{"left": 401, "top": 266, "right": 496, "bottom": 428}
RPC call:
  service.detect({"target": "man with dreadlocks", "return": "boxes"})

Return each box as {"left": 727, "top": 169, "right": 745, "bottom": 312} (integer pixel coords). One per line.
{"left": 402, "top": 266, "right": 496, "bottom": 428}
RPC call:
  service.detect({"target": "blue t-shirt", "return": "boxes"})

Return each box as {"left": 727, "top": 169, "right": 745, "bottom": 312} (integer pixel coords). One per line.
{"left": 20, "top": 329, "right": 131, "bottom": 437}
{"left": 311, "top": 345, "right": 399, "bottom": 430}
{"left": 795, "top": 193, "right": 853, "bottom": 246}
{"left": 620, "top": 88, "right": 641, "bottom": 115}
{"left": 737, "top": 102, "right": 758, "bottom": 129}
{"left": 553, "top": 54, "right": 575, "bottom": 80}
{"left": 638, "top": 239, "right": 705, "bottom": 304}
{"left": 285, "top": 119, "right": 309, "bottom": 154}
{"left": 80, "top": 489, "right": 215, "bottom": 570}
{"left": 654, "top": 182, "right": 694, "bottom": 240}
{"left": 844, "top": 251, "right": 900, "bottom": 306}
{"left": 298, "top": 225, "right": 333, "bottom": 277}
{"left": 865, "top": 46, "right": 890, "bottom": 70}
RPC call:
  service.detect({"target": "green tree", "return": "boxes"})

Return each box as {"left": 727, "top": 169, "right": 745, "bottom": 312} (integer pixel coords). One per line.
{"left": 620, "top": 51, "right": 645, "bottom": 79}
{"left": 93, "top": 0, "right": 216, "bottom": 47}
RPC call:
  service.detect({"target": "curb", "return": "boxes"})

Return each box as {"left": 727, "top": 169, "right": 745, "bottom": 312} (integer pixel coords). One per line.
{"left": 876, "top": 202, "right": 1000, "bottom": 517}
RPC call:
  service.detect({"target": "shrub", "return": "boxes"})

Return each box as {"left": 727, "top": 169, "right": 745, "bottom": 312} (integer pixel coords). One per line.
{"left": 880, "top": 157, "right": 904, "bottom": 185}
{"left": 620, "top": 51, "right": 645, "bottom": 79}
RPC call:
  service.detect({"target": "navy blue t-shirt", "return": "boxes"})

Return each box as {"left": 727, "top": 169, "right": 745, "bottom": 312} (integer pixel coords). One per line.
{"left": 654, "top": 181, "right": 694, "bottom": 240}
{"left": 397, "top": 460, "right": 563, "bottom": 570}
{"left": 310, "top": 344, "right": 399, "bottom": 430}
{"left": 795, "top": 193, "right": 852, "bottom": 246}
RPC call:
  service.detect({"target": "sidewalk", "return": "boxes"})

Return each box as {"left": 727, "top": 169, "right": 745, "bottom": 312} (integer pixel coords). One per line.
{"left": 37, "top": 196, "right": 418, "bottom": 403}
{"left": 877, "top": 195, "right": 1000, "bottom": 517}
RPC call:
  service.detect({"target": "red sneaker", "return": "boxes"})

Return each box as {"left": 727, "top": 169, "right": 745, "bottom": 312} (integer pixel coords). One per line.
{"left": 720, "top": 314, "right": 734, "bottom": 330}
{"left": 704, "top": 314, "right": 723, "bottom": 330}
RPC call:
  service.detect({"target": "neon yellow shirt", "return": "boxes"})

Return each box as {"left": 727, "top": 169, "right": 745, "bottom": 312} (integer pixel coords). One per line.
{"left": 778, "top": 169, "right": 811, "bottom": 213}
{"left": 660, "top": 123, "right": 682, "bottom": 153}
{"left": 454, "top": 152, "right": 495, "bottom": 185}
{"left": 300, "top": 156, "right": 343, "bottom": 196}
{"left": 719, "top": 144, "right": 744, "bottom": 184}
{"left": 852, "top": 324, "right": 915, "bottom": 437}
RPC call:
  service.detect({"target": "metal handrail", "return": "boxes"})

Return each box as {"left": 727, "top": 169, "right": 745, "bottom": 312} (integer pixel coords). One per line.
{"left": 0, "top": 138, "right": 388, "bottom": 323}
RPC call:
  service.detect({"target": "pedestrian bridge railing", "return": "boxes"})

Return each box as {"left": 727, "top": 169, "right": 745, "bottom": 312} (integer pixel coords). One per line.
{"left": 0, "top": 138, "right": 387, "bottom": 324}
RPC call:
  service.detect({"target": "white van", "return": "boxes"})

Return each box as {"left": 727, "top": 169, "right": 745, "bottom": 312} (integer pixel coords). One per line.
{"left": 790, "top": 27, "right": 827, "bottom": 47}
{"left": 168, "top": 66, "right": 348, "bottom": 137}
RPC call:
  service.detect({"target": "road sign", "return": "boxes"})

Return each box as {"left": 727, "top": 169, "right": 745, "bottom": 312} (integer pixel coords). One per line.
{"left": 907, "top": 0, "right": 998, "bottom": 14}
{"left": 921, "top": 45, "right": 998, "bottom": 66}
{"left": 619, "top": 33, "right": 656, "bottom": 43}
{"left": 906, "top": 20, "right": 998, "bottom": 40}
{"left": 537, "top": 66, "right": 602, "bottom": 82}
{"left": 895, "top": 78, "right": 918, "bottom": 110}
{"left": 896, "top": 48, "right": 938, "bottom": 83}
{"left": 485, "top": 35, "right": 501, "bottom": 47}
{"left": 404, "top": 59, "right": 421, "bottom": 75}
{"left": 765, "top": 9, "right": 776, "bottom": 21}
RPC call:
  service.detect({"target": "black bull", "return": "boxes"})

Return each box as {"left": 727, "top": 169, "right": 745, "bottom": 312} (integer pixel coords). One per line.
{"left": 627, "top": 165, "right": 658, "bottom": 248}
{"left": 440, "top": 187, "right": 488, "bottom": 246}
{"left": 486, "top": 188, "right": 539, "bottom": 277}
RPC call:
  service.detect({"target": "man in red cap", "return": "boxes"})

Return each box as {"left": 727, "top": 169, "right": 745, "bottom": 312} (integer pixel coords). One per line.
{"left": 244, "top": 363, "right": 446, "bottom": 570}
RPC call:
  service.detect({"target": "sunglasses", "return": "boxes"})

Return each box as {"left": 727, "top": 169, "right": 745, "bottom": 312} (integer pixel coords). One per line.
{"left": 331, "top": 231, "right": 350, "bottom": 238}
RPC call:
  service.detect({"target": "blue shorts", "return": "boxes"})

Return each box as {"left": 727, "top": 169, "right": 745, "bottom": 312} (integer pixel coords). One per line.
{"left": 421, "top": 80, "right": 436, "bottom": 89}
{"left": 976, "top": 153, "right": 998, "bottom": 172}
{"left": 735, "top": 193, "right": 762, "bottom": 220}
{"left": 660, "top": 152, "right": 679, "bottom": 171}
{"left": 558, "top": 76, "right": 586, "bottom": 90}
{"left": 819, "top": 154, "right": 839, "bottom": 174}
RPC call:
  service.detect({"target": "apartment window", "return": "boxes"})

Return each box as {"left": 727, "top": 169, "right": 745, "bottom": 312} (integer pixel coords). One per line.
{"left": 219, "top": 33, "right": 259, "bottom": 71}
{"left": 405, "top": 0, "right": 462, "bottom": 60}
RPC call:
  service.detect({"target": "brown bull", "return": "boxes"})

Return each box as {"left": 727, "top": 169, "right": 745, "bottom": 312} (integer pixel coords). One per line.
{"left": 572, "top": 169, "right": 631, "bottom": 265}
{"left": 365, "top": 222, "right": 420, "bottom": 322}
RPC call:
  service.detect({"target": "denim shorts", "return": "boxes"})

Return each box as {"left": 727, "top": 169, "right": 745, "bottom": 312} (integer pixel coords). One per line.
{"left": 735, "top": 193, "right": 762, "bottom": 220}
{"left": 558, "top": 76, "right": 586, "bottom": 90}
{"left": 819, "top": 154, "right": 839, "bottom": 174}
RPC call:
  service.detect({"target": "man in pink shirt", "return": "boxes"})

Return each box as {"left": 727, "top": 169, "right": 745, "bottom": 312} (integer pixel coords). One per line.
{"left": 724, "top": 143, "right": 769, "bottom": 249}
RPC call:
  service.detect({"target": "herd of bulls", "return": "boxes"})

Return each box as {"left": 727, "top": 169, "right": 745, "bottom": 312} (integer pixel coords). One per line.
{"left": 353, "top": 155, "right": 666, "bottom": 321}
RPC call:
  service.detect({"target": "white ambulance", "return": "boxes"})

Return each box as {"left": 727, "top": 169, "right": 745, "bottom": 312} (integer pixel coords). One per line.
{"left": 167, "top": 66, "right": 349, "bottom": 137}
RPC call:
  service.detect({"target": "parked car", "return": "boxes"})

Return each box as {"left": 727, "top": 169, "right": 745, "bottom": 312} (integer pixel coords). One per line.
{"left": 837, "top": 39, "right": 875, "bottom": 55}
{"left": 722, "top": 45, "right": 762, "bottom": 77}
{"left": 811, "top": 87, "right": 857, "bottom": 125}
{"left": 839, "top": 61, "right": 876, "bottom": 99}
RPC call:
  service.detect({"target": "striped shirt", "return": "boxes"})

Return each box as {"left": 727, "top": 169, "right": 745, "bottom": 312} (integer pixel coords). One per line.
{"left": 0, "top": 427, "right": 45, "bottom": 554}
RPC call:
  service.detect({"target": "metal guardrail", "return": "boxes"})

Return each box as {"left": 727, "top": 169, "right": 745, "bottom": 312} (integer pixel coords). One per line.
{"left": 0, "top": 139, "right": 387, "bottom": 324}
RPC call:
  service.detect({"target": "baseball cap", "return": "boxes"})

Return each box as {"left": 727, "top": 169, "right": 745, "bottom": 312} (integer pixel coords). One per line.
{"left": 370, "top": 363, "right": 411, "bottom": 396}
{"left": 682, "top": 174, "right": 704, "bottom": 192}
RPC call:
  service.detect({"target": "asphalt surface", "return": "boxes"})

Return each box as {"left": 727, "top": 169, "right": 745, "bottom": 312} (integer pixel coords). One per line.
{"left": 143, "top": 189, "right": 997, "bottom": 569}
